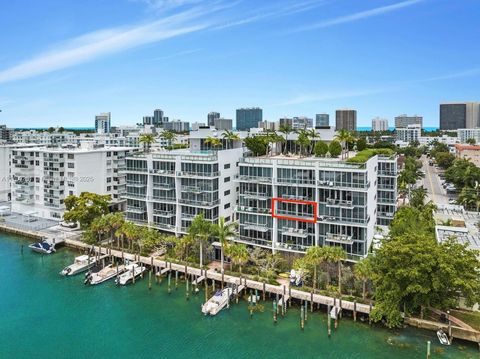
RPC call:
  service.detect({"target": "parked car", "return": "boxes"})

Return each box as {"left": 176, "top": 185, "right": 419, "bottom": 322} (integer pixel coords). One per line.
{"left": 60, "top": 221, "right": 78, "bottom": 229}
{"left": 448, "top": 199, "right": 457, "bottom": 205}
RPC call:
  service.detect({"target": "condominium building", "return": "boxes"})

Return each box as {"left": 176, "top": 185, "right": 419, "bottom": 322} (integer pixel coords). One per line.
{"left": 233, "top": 153, "right": 398, "bottom": 261}
{"left": 458, "top": 128, "right": 480, "bottom": 144}
{"left": 335, "top": 109, "right": 357, "bottom": 131}
{"left": 95, "top": 112, "right": 111, "bottom": 133}
{"left": 10, "top": 144, "right": 134, "bottom": 220}
{"left": 315, "top": 114, "right": 329, "bottom": 128}
{"left": 213, "top": 118, "right": 233, "bottom": 131}
{"left": 292, "top": 116, "right": 314, "bottom": 130}
{"left": 440, "top": 102, "right": 480, "bottom": 130}
{"left": 164, "top": 120, "right": 189, "bottom": 133}
{"left": 396, "top": 124, "right": 421, "bottom": 143}
{"left": 394, "top": 114, "right": 423, "bottom": 129}
{"left": 372, "top": 117, "right": 388, "bottom": 132}
{"left": 123, "top": 147, "right": 243, "bottom": 235}
{"left": 207, "top": 112, "right": 220, "bottom": 127}
{"left": 0, "top": 125, "right": 12, "bottom": 141}
{"left": 12, "top": 129, "right": 77, "bottom": 146}
{"left": 236, "top": 108, "right": 263, "bottom": 131}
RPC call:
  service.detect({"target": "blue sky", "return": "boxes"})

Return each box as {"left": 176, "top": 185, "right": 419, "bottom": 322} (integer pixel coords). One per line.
{"left": 0, "top": 0, "right": 479, "bottom": 128}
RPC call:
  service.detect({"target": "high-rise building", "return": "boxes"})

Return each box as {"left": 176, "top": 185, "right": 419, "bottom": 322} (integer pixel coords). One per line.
{"left": 207, "top": 112, "right": 220, "bottom": 127}
{"left": 440, "top": 102, "right": 480, "bottom": 130}
{"left": 372, "top": 117, "right": 389, "bottom": 132}
{"left": 0, "top": 125, "right": 12, "bottom": 140}
{"left": 316, "top": 114, "right": 329, "bottom": 128}
{"left": 236, "top": 108, "right": 263, "bottom": 131}
{"left": 153, "top": 109, "right": 164, "bottom": 127}
{"left": 95, "top": 112, "right": 111, "bottom": 133}
{"left": 143, "top": 116, "right": 153, "bottom": 126}
{"left": 394, "top": 114, "right": 423, "bottom": 128}
{"left": 292, "top": 116, "right": 314, "bottom": 130}
{"left": 279, "top": 117, "right": 293, "bottom": 128}
{"left": 396, "top": 124, "right": 421, "bottom": 143}
{"left": 164, "top": 120, "right": 189, "bottom": 133}
{"left": 214, "top": 118, "right": 232, "bottom": 131}
{"left": 335, "top": 109, "right": 357, "bottom": 131}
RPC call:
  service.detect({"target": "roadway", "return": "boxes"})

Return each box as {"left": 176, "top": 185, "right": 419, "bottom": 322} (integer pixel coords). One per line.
{"left": 420, "top": 155, "right": 450, "bottom": 206}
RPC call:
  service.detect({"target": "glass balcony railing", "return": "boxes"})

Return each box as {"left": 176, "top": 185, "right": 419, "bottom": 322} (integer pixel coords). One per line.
{"left": 177, "top": 171, "right": 220, "bottom": 178}
{"left": 178, "top": 198, "right": 220, "bottom": 207}
{"left": 235, "top": 206, "right": 271, "bottom": 215}
{"left": 153, "top": 209, "right": 176, "bottom": 217}
{"left": 317, "top": 180, "right": 370, "bottom": 190}
{"left": 126, "top": 206, "right": 147, "bottom": 214}
{"left": 241, "top": 222, "right": 270, "bottom": 232}
{"left": 234, "top": 174, "right": 272, "bottom": 183}
{"left": 325, "top": 232, "right": 354, "bottom": 244}
{"left": 318, "top": 215, "right": 370, "bottom": 225}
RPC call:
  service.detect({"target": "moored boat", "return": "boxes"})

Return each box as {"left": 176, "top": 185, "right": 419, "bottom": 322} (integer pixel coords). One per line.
{"left": 60, "top": 255, "right": 96, "bottom": 276}
{"left": 29, "top": 240, "right": 56, "bottom": 254}
{"left": 201, "top": 287, "right": 233, "bottom": 316}
{"left": 115, "top": 263, "right": 146, "bottom": 285}
{"left": 437, "top": 329, "right": 451, "bottom": 345}
{"left": 86, "top": 264, "right": 126, "bottom": 285}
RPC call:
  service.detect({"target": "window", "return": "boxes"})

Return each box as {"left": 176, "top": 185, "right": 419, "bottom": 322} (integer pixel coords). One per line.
{"left": 224, "top": 163, "right": 230, "bottom": 169}
{"left": 225, "top": 216, "right": 230, "bottom": 222}
{"left": 68, "top": 163, "right": 74, "bottom": 168}
{"left": 69, "top": 191, "right": 73, "bottom": 196}
{"left": 35, "top": 160, "right": 39, "bottom": 166}
{"left": 107, "top": 177, "right": 112, "bottom": 183}
{"left": 224, "top": 203, "right": 230, "bottom": 209}
{"left": 68, "top": 154, "right": 74, "bottom": 159}
{"left": 224, "top": 177, "right": 230, "bottom": 183}
{"left": 224, "top": 189, "right": 230, "bottom": 196}
{"left": 107, "top": 186, "right": 111, "bottom": 191}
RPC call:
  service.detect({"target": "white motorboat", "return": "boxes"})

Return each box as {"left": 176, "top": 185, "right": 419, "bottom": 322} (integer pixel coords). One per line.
{"left": 202, "top": 288, "right": 233, "bottom": 316}
{"left": 437, "top": 329, "right": 451, "bottom": 346}
{"left": 60, "top": 255, "right": 96, "bottom": 276}
{"left": 115, "top": 263, "right": 146, "bottom": 285}
{"left": 86, "top": 264, "right": 126, "bottom": 285}
{"left": 29, "top": 240, "right": 56, "bottom": 254}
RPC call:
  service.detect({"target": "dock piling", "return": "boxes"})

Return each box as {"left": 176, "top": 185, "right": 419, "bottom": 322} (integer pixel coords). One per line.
{"left": 300, "top": 305, "right": 305, "bottom": 330}
{"left": 168, "top": 271, "right": 171, "bottom": 293}
{"left": 262, "top": 281, "right": 266, "bottom": 301}
{"left": 353, "top": 300, "right": 357, "bottom": 322}
{"left": 310, "top": 291, "right": 314, "bottom": 312}
{"left": 327, "top": 304, "right": 331, "bottom": 337}
{"left": 273, "top": 300, "right": 277, "bottom": 324}
{"left": 148, "top": 270, "right": 152, "bottom": 290}
{"left": 427, "top": 341, "right": 431, "bottom": 359}
{"left": 175, "top": 270, "right": 178, "bottom": 289}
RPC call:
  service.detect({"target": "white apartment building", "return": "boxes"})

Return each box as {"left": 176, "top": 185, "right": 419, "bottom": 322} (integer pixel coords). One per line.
{"left": 395, "top": 124, "right": 421, "bottom": 143}
{"left": 372, "top": 117, "right": 388, "bottom": 132}
{"left": 458, "top": 128, "right": 480, "bottom": 144}
{"left": 12, "top": 130, "right": 77, "bottom": 146}
{"left": 233, "top": 154, "right": 397, "bottom": 261}
{"left": 123, "top": 147, "right": 243, "bottom": 235}
{"left": 10, "top": 144, "right": 134, "bottom": 220}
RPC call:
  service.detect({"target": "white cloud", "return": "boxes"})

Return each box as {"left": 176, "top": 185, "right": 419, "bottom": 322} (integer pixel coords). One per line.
{"left": 292, "top": 0, "right": 425, "bottom": 32}
{"left": 0, "top": 6, "right": 217, "bottom": 84}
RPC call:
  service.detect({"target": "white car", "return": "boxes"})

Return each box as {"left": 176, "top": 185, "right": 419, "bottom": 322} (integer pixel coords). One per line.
{"left": 448, "top": 199, "right": 457, "bottom": 205}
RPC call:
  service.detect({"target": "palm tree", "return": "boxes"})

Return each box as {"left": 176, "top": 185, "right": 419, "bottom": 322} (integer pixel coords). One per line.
{"left": 410, "top": 186, "right": 427, "bottom": 209}
{"left": 334, "top": 129, "right": 354, "bottom": 159}
{"left": 279, "top": 124, "right": 293, "bottom": 154}
{"left": 227, "top": 243, "right": 249, "bottom": 275}
{"left": 305, "top": 246, "right": 324, "bottom": 290}
{"left": 329, "top": 246, "right": 346, "bottom": 294}
{"left": 188, "top": 213, "right": 213, "bottom": 268}
{"left": 354, "top": 257, "right": 373, "bottom": 300}
{"left": 205, "top": 136, "right": 222, "bottom": 151}
{"left": 139, "top": 134, "right": 156, "bottom": 152}
{"left": 116, "top": 221, "right": 138, "bottom": 250}
{"left": 271, "top": 132, "right": 285, "bottom": 155}
{"left": 306, "top": 128, "right": 319, "bottom": 155}
{"left": 213, "top": 217, "right": 237, "bottom": 274}
{"left": 160, "top": 130, "right": 177, "bottom": 147}
{"left": 295, "top": 129, "right": 311, "bottom": 157}
{"left": 221, "top": 130, "right": 240, "bottom": 149}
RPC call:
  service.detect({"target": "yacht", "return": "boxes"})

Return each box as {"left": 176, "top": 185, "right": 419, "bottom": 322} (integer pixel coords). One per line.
{"left": 60, "top": 255, "right": 96, "bottom": 276}
{"left": 86, "top": 263, "right": 126, "bottom": 285}
{"left": 437, "top": 329, "right": 451, "bottom": 345}
{"left": 201, "top": 287, "right": 233, "bottom": 316}
{"left": 29, "top": 240, "right": 56, "bottom": 254}
{"left": 115, "top": 263, "right": 146, "bottom": 285}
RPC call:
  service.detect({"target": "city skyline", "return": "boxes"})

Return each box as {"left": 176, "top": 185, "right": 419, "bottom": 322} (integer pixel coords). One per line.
{"left": 1, "top": 0, "right": 480, "bottom": 127}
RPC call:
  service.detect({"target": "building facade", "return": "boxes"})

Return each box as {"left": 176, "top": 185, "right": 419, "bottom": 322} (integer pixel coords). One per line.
{"left": 315, "top": 114, "right": 329, "bottom": 128}
{"left": 372, "top": 117, "right": 388, "bottom": 132}
{"left": 454, "top": 144, "right": 480, "bottom": 167}
{"left": 396, "top": 124, "right": 421, "bottom": 143}
{"left": 164, "top": 120, "right": 189, "bottom": 133}
{"left": 233, "top": 154, "right": 396, "bottom": 261}
{"left": 95, "top": 112, "right": 111, "bottom": 133}
{"left": 394, "top": 114, "right": 423, "bottom": 129}
{"left": 458, "top": 128, "right": 480, "bottom": 144}
{"left": 236, "top": 108, "right": 263, "bottom": 131}
{"left": 10, "top": 144, "right": 133, "bottom": 219}
{"left": 335, "top": 109, "right": 357, "bottom": 131}
{"left": 292, "top": 116, "right": 314, "bottom": 130}
{"left": 207, "top": 112, "right": 220, "bottom": 127}
{"left": 214, "top": 118, "right": 233, "bottom": 131}
{"left": 440, "top": 102, "right": 480, "bottom": 130}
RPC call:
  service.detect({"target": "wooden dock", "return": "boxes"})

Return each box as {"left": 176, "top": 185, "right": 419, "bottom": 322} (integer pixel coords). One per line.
{"left": 65, "top": 238, "right": 373, "bottom": 315}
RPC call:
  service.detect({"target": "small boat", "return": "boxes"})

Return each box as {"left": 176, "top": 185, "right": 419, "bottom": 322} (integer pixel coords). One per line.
{"left": 202, "top": 287, "right": 233, "bottom": 316}
{"left": 115, "top": 263, "right": 146, "bottom": 285}
{"left": 60, "top": 255, "right": 97, "bottom": 276}
{"left": 85, "top": 264, "right": 126, "bottom": 285}
{"left": 437, "top": 329, "right": 451, "bottom": 345}
{"left": 29, "top": 240, "right": 56, "bottom": 254}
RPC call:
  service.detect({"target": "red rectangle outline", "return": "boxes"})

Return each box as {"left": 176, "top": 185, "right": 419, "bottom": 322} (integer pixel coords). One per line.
{"left": 271, "top": 198, "right": 317, "bottom": 223}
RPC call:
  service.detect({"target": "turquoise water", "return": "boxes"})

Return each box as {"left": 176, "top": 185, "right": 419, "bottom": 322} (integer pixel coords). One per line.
{"left": 0, "top": 233, "right": 476, "bottom": 359}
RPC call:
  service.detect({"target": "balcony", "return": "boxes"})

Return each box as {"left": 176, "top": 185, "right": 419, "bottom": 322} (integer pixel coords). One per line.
{"left": 242, "top": 222, "right": 270, "bottom": 232}
{"left": 377, "top": 197, "right": 396, "bottom": 204}
{"left": 44, "top": 192, "right": 61, "bottom": 200}
{"left": 234, "top": 174, "right": 271, "bottom": 183}
{"left": 235, "top": 235, "right": 272, "bottom": 248}
{"left": 318, "top": 215, "right": 370, "bottom": 225}
{"left": 153, "top": 209, "right": 176, "bottom": 217}
{"left": 280, "top": 227, "right": 309, "bottom": 238}
{"left": 150, "top": 169, "right": 175, "bottom": 176}
{"left": 125, "top": 167, "right": 148, "bottom": 173}
{"left": 326, "top": 198, "right": 355, "bottom": 209}
{"left": 378, "top": 170, "right": 397, "bottom": 176}
{"left": 325, "top": 232, "right": 354, "bottom": 244}
{"left": 124, "top": 192, "right": 147, "bottom": 199}
{"left": 153, "top": 182, "right": 175, "bottom": 190}
{"left": 149, "top": 195, "right": 176, "bottom": 203}
{"left": 377, "top": 211, "right": 394, "bottom": 218}
{"left": 44, "top": 201, "right": 62, "bottom": 208}
{"left": 127, "top": 206, "right": 147, "bottom": 214}
{"left": 126, "top": 181, "right": 147, "bottom": 188}
{"left": 235, "top": 206, "right": 271, "bottom": 215}
{"left": 152, "top": 222, "right": 176, "bottom": 231}
{"left": 126, "top": 217, "right": 148, "bottom": 225}
{"left": 317, "top": 180, "right": 370, "bottom": 190}
{"left": 176, "top": 170, "right": 220, "bottom": 178}
{"left": 274, "top": 242, "right": 309, "bottom": 252}
{"left": 275, "top": 177, "right": 316, "bottom": 186}
{"left": 178, "top": 198, "right": 220, "bottom": 207}
{"left": 240, "top": 191, "right": 271, "bottom": 200}
{"left": 181, "top": 185, "right": 215, "bottom": 194}
{"left": 275, "top": 209, "right": 314, "bottom": 220}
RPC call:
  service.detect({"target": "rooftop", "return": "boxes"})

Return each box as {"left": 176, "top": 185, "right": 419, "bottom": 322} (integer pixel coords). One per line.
{"left": 434, "top": 206, "right": 480, "bottom": 251}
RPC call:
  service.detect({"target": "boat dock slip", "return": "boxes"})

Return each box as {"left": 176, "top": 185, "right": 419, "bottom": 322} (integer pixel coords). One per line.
{"left": 65, "top": 238, "right": 372, "bottom": 315}
{"left": 278, "top": 294, "right": 290, "bottom": 306}
{"left": 192, "top": 276, "right": 205, "bottom": 285}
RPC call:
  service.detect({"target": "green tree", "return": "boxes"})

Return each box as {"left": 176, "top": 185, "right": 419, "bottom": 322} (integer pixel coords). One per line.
{"left": 328, "top": 141, "right": 342, "bottom": 158}
{"left": 295, "top": 129, "right": 311, "bottom": 157}
{"left": 279, "top": 124, "right": 293, "bottom": 154}
{"left": 188, "top": 213, "right": 213, "bottom": 268}
{"left": 63, "top": 192, "right": 111, "bottom": 229}
{"left": 244, "top": 135, "right": 267, "bottom": 156}
{"left": 334, "top": 129, "right": 354, "bottom": 159}
{"left": 47, "top": 127, "right": 55, "bottom": 133}
{"left": 354, "top": 257, "right": 373, "bottom": 300}
{"left": 139, "top": 134, "right": 156, "bottom": 152}
{"left": 314, "top": 141, "right": 329, "bottom": 157}
{"left": 435, "top": 152, "right": 455, "bottom": 169}
{"left": 160, "top": 130, "right": 176, "bottom": 146}
{"left": 213, "top": 217, "right": 237, "bottom": 274}
{"left": 205, "top": 136, "right": 222, "bottom": 150}
{"left": 305, "top": 246, "right": 325, "bottom": 290}
{"left": 221, "top": 130, "right": 240, "bottom": 149}
{"left": 226, "top": 243, "right": 249, "bottom": 275}
{"left": 356, "top": 138, "right": 367, "bottom": 151}
{"left": 466, "top": 138, "right": 476, "bottom": 145}
{"left": 409, "top": 186, "right": 427, "bottom": 209}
